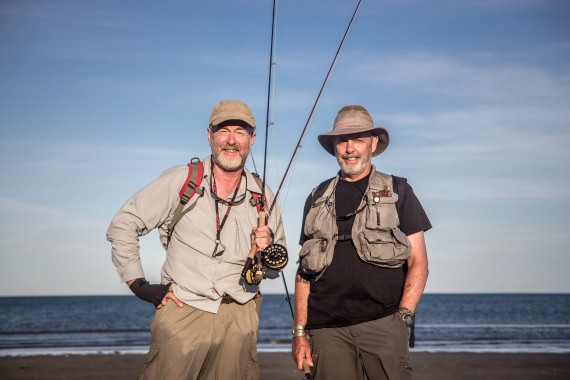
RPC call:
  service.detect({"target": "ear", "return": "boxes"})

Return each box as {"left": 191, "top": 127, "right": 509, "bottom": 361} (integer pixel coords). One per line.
{"left": 249, "top": 131, "right": 256, "bottom": 147}
{"left": 370, "top": 135, "right": 379, "bottom": 153}
{"left": 207, "top": 127, "right": 212, "bottom": 144}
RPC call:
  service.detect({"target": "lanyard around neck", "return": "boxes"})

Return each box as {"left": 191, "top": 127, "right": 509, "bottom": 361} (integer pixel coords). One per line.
{"left": 211, "top": 176, "right": 241, "bottom": 257}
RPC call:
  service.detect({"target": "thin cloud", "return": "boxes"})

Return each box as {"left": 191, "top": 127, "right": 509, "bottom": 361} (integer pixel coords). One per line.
{"left": 0, "top": 141, "right": 192, "bottom": 172}
{"left": 347, "top": 52, "right": 570, "bottom": 106}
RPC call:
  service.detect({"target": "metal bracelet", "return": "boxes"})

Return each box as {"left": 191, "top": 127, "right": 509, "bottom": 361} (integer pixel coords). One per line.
{"left": 292, "top": 330, "right": 307, "bottom": 338}
{"left": 292, "top": 325, "right": 307, "bottom": 337}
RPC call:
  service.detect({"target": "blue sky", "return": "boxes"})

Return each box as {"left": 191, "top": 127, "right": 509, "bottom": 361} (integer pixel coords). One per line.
{"left": 1, "top": 0, "right": 569, "bottom": 296}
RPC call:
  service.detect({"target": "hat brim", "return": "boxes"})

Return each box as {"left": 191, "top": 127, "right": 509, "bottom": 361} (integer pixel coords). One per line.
{"left": 318, "top": 126, "right": 390, "bottom": 157}
{"left": 210, "top": 115, "right": 255, "bottom": 130}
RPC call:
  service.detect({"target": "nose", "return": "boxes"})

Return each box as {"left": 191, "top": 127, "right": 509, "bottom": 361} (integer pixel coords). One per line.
{"left": 345, "top": 139, "right": 356, "bottom": 153}
{"left": 223, "top": 130, "right": 239, "bottom": 145}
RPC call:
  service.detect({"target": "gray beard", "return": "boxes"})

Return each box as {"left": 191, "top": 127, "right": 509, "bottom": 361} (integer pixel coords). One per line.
{"left": 336, "top": 156, "right": 368, "bottom": 177}
{"left": 212, "top": 151, "right": 247, "bottom": 172}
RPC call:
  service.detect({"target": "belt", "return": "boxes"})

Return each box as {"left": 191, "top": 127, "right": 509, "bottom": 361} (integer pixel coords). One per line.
{"left": 220, "top": 292, "right": 262, "bottom": 304}
{"left": 221, "top": 294, "right": 237, "bottom": 304}
{"left": 335, "top": 234, "right": 352, "bottom": 242}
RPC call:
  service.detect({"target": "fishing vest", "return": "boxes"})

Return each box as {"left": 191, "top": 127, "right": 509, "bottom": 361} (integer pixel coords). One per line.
{"left": 299, "top": 167, "right": 411, "bottom": 280}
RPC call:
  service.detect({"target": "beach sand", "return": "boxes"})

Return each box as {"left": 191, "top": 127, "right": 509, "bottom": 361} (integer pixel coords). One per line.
{"left": 2, "top": 352, "right": 569, "bottom": 380}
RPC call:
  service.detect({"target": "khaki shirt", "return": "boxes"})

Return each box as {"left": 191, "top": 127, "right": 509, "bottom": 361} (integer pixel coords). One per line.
{"left": 106, "top": 156, "right": 286, "bottom": 313}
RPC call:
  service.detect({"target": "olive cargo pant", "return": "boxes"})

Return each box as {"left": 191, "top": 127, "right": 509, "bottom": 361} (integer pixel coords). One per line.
{"left": 309, "top": 312, "right": 412, "bottom": 380}
{"left": 139, "top": 299, "right": 259, "bottom": 380}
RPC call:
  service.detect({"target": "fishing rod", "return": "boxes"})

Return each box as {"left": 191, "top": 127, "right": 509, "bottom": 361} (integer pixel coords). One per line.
{"left": 245, "top": 0, "right": 362, "bottom": 376}
{"left": 262, "top": 0, "right": 297, "bottom": 322}
{"left": 260, "top": 0, "right": 277, "bottom": 208}
{"left": 263, "top": 2, "right": 363, "bottom": 379}
{"left": 241, "top": 0, "right": 289, "bottom": 294}
{"left": 258, "top": 6, "right": 307, "bottom": 379}
{"left": 268, "top": 0, "right": 363, "bottom": 216}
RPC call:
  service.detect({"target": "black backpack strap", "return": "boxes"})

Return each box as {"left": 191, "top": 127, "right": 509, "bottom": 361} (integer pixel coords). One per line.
{"left": 166, "top": 158, "right": 205, "bottom": 246}
{"left": 310, "top": 177, "right": 335, "bottom": 207}
{"left": 392, "top": 175, "right": 407, "bottom": 212}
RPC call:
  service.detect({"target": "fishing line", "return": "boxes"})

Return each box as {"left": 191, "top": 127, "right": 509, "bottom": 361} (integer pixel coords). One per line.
{"left": 249, "top": 152, "right": 258, "bottom": 174}
{"left": 241, "top": 0, "right": 279, "bottom": 287}
{"left": 266, "top": 0, "right": 296, "bottom": 320}
{"left": 260, "top": 0, "right": 278, "bottom": 210}
{"left": 266, "top": 4, "right": 295, "bottom": 318}
{"left": 268, "top": 0, "right": 363, "bottom": 216}
{"left": 263, "top": 2, "right": 363, "bottom": 378}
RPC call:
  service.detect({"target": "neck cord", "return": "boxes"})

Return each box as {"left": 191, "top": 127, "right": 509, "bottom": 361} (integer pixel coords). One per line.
{"left": 211, "top": 175, "right": 241, "bottom": 257}
{"left": 267, "top": 0, "right": 363, "bottom": 216}
{"left": 326, "top": 181, "right": 368, "bottom": 221}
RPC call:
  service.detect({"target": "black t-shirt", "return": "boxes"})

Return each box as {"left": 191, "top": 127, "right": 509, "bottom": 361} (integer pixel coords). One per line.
{"left": 298, "top": 171, "right": 432, "bottom": 329}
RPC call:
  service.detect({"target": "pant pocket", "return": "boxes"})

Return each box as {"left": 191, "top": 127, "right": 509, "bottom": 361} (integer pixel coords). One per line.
{"left": 242, "top": 349, "right": 259, "bottom": 380}
{"left": 144, "top": 345, "right": 159, "bottom": 365}
{"left": 139, "top": 345, "right": 159, "bottom": 380}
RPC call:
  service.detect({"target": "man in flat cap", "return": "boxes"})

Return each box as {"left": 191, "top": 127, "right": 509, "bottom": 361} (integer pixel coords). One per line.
{"left": 292, "top": 105, "right": 431, "bottom": 380}
{"left": 107, "top": 100, "right": 286, "bottom": 379}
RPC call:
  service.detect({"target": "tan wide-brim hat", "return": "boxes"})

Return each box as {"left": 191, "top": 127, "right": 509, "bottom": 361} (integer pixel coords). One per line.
{"left": 318, "top": 105, "right": 390, "bottom": 157}
{"left": 209, "top": 99, "right": 256, "bottom": 129}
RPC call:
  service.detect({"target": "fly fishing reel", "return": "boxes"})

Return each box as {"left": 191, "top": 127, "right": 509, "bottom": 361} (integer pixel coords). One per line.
{"left": 243, "top": 262, "right": 263, "bottom": 285}
{"left": 261, "top": 243, "right": 288, "bottom": 270}
{"left": 243, "top": 244, "right": 288, "bottom": 285}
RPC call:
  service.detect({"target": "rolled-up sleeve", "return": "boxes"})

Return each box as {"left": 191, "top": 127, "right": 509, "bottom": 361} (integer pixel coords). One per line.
{"left": 106, "top": 166, "right": 185, "bottom": 282}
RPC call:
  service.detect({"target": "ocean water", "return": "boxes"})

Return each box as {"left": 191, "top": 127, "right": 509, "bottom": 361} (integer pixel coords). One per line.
{"left": 0, "top": 294, "right": 568, "bottom": 356}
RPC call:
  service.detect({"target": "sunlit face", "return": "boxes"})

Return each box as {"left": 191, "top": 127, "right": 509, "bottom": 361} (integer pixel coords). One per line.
{"left": 333, "top": 132, "right": 378, "bottom": 181}
{"left": 208, "top": 123, "right": 255, "bottom": 172}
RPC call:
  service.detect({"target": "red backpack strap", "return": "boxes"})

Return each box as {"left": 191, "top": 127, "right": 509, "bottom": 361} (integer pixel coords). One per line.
{"left": 251, "top": 193, "right": 262, "bottom": 213}
{"left": 180, "top": 158, "right": 205, "bottom": 204}
{"left": 166, "top": 158, "right": 205, "bottom": 246}
{"left": 249, "top": 173, "right": 268, "bottom": 214}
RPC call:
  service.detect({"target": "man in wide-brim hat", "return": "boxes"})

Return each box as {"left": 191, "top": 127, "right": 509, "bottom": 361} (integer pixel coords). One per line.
{"left": 292, "top": 105, "right": 432, "bottom": 380}
{"left": 317, "top": 104, "right": 390, "bottom": 157}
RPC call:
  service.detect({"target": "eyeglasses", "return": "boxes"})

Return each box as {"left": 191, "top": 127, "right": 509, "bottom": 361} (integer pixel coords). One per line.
{"left": 211, "top": 125, "right": 253, "bottom": 139}
{"left": 208, "top": 172, "right": 248, "bottom": 206}
{"left": 209, "top": 189, "right": 247, "bottom": 206}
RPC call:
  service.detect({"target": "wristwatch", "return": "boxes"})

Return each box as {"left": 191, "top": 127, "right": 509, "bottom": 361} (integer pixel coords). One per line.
{"left": 398, "top": 307, "right": 415, "bottom": 328}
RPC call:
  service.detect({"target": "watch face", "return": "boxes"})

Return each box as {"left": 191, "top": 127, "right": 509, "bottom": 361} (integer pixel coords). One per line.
{"left": 405, "top": 315, "right": 414, "bottom": 326}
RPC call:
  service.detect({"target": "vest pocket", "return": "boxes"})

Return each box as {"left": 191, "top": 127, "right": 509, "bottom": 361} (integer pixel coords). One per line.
{"left": 356, "top": 228, "right": 411, "bottom": 268}
{"left": 299, "top": 237, "right": 333, "bottom": 275}
{"left": 304, "top": 196, "right": 331, "bottom": 236}
{"left": 366, "top": 195, "right": 399, "bottom": 230}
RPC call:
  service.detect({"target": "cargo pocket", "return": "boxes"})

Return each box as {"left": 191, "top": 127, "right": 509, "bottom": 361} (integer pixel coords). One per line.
{"left": 242, "top": 349, "right": 259, "bottom": 380}
{"left": 304, "top": 195, "right": 332, "bottom": 236}
{"left": 243, "top": 302, "right": 259, "bottom": 380}
{"left": 390, "top": 313, "right": 413, "bottom": 379}
{"left": 356, "top": 228, "right": 411, "bottom": 268}
{"left": 365, "top": 190, "right": 399, "bottom": 229}
{"left": 299, "top": 236, "right": 333, "bottom": 276}
{"left": 393, "top": 357, "right": 413, "bottom": 380}
{"left": 140, "top": 345, "right": 160, "bottom": 379}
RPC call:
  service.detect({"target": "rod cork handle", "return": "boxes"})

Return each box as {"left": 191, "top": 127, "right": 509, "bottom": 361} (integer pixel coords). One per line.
{"left": 242, "top": 211, "right": 267, "bottom": 282}
{"left": 253, "top": 211, "right": 266, "bottom": 282}
{"left": 303, "top": 359, "right": 312, "bottom": 379}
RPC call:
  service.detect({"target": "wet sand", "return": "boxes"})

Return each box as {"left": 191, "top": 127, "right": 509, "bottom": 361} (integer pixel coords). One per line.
{"left": 1, "top": 352, "right": 569, "bottom": 379}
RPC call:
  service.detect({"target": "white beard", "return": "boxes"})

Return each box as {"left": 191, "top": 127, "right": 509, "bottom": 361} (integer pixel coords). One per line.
{"left": 336, "top": 154, "right": 370, "bottom": 177}
{"left": 212, "top": 149, "right": 247, "bottom": 172}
